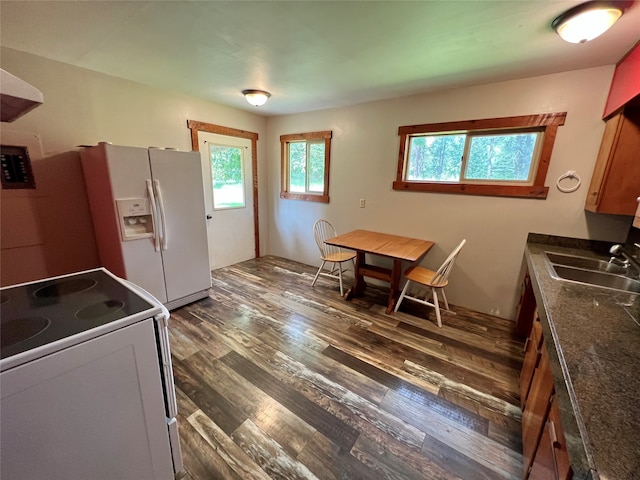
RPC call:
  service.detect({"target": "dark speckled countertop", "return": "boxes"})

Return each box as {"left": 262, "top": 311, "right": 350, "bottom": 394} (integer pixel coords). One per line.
{"left": 525, "top": 234, "right": 640, "bottom": 480}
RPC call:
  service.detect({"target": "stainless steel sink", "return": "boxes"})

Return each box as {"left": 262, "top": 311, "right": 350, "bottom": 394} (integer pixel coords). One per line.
{"left": 544, "top": 252, "right": 640, "bottom": 295}
{"left": 551, "top": 265, "right": 640, "bottom": 294}
{"left": 545, "top": 252, "right": 627, "bottom": 274}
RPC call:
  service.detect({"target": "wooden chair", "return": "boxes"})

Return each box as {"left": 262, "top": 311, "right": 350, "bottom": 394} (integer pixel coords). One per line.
{"left": 311, "top": 219, "right": 356, "bottom": 296}
{"left": 394, "top": 239, "right": 466, "bottom": 327}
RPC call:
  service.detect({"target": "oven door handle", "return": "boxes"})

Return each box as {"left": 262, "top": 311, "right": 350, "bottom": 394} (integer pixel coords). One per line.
{"left": 119, "top": 278, "right": 178, "bottom": 419}
{"left": 156, "top": 316, "right": 178, "bottom": 418}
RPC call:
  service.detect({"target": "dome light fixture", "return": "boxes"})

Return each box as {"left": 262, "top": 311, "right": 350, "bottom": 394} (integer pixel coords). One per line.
{"left": 242, "top": 89, "right": 271, "bottom": 107}
{"left": 552, "top": 1, "right": 624, "bottom": 44}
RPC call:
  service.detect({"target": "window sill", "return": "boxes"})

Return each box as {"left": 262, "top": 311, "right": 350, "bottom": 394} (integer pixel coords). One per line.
{"left": 392, "top": 181, "right": 548, "bottom": 199}
{"left": 280, "top": 192, "right": 330, "bottom": 203}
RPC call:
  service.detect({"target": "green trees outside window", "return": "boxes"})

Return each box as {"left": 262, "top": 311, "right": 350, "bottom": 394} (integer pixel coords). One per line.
{"left": 280, "top": 131, "right": 332, "bottom": 203}
{"left": 394, "top": 113, "right": 566, "bottom": 199}
{"left": 210, "top": 144, "right": 245, "bottom": 209}
{"left": 407, "top": 131, "right": 540, "bottom": 183}
{"left": 288, "top": 140, "right": 326, "bottom": 193}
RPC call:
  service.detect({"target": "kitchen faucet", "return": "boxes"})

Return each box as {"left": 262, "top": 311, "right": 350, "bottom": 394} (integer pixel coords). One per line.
{"left": 609, "top": 244, "right": 640, "bottom": 279}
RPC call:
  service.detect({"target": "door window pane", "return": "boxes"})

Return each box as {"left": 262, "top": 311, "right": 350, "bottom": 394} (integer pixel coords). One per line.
{"left": 210, "top": 145, "right": 245, "bottom": 209}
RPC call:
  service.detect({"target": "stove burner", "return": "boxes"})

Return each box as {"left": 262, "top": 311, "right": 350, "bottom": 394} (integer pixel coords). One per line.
{"left": 0, "top": 317, "right": 51, "bottom": 349}
{"left": 34, "top": 278, "right": 98, "bottom": 298}
{"left": 76, "top": 300, "right": 125, "bottom": 320}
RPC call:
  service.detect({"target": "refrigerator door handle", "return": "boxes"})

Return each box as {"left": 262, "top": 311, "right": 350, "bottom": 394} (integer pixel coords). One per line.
{"left": 146, "top": 179, "right": 161, "bottom": 252}
{"left": 154, "top": 179, "right": 168, "bottom": 251}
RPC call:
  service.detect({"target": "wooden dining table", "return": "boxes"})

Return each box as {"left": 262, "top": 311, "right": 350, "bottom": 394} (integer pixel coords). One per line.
{"left": 324, "top": 229, "right": 435, "bottom": 314}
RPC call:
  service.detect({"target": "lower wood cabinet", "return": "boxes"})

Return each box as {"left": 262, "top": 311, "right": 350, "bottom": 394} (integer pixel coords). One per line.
{"left": 521, "top": 343, "right": 555, "bottom": 476}
{"left": 520, "top": 315, "right": 542, "bottom": 410}
{"left": 515, "top": 272, "right": 537, "bottom": 338}
{"left": 528, "top": 396, "right": 572, "bottom": 480}
{"left": 519, "top": 289, "right": 572, "bottom": 480}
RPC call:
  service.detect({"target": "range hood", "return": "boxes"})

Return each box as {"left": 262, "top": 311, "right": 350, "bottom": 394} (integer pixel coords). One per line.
{"left": 1, "top": 69, "right": 43, "bottom": 122}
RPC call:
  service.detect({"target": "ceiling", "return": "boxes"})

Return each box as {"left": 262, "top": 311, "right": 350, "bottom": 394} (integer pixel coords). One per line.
{"left": 1, "top": 1, "right": 639, "bottom": 116}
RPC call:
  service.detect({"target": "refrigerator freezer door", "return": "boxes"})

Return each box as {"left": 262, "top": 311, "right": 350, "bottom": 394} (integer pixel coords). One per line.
{"left": 148, "top": 149, "right": 210, "bottom": 304}
{"left": 81, "top": 144, "right": 167, "bottom": 303}
{"left": 104, "top": 145, "right": 168, "bottom": 303}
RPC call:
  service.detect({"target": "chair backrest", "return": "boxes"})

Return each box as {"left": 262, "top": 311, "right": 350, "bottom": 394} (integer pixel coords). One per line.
{"left": 431, "top": 239, "right": 466, "bottom": 287}
{"left": 313, "top": 219, "right": 340, "bottom": 256}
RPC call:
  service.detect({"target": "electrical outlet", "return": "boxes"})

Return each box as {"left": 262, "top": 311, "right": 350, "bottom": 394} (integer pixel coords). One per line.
{"left": 359, "top": 199, "right": 365, "bottom": 208}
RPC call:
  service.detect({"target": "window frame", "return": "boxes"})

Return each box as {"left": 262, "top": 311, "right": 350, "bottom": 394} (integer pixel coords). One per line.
{"left": 280, "top": 130, "right": 332, "bottom": 203}
{"left": 393, "top": 113, "right": 567, "bottom": 199}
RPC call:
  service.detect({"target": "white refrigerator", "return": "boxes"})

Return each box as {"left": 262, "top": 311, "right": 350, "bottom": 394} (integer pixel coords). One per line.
{"left": 81, "top": 143, "right": 211, "bottom": 310}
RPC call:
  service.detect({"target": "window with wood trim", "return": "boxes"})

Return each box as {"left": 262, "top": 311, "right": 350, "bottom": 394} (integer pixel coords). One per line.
{"left": 393, "top": 113, "right": 566, "bottom": 198}
{"left": 280, "top": 130, "right": 332, "bottom": 203}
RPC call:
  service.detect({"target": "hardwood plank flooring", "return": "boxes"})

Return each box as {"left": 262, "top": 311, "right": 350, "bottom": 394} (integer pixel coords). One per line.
{"left": 170, "top": 256, "right": 524, "bottom": 480}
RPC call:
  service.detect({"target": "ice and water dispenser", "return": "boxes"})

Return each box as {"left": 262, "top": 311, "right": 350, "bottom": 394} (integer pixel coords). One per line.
{"left": 116, "top": 198, "right": 154, "bottom": 241}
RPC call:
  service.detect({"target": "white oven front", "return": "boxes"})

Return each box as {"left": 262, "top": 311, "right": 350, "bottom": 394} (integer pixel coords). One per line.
{"left": 0, "top": 268, "right": 183, "bottom": 479}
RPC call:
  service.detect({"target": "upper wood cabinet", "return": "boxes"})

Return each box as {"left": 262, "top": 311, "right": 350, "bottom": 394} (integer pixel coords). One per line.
{"left": 602, "top": 41, "right": 640, "bottom": 119}
{"left": 585, "top": 107, "right": 640, "bottom": 215}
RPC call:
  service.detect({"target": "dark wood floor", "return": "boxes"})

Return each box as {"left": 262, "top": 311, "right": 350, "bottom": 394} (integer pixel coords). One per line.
{"left": 169, "top": 256, "right": 525, "bottom": 480}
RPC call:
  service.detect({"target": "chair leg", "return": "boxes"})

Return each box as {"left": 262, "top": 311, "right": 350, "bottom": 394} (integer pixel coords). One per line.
{"left": 395, "top": 280, "right": 412, "bottom": 312}
{"left": 432, "top": 287, "right": 442, "bottom": 327}
{"left": 312, "top": 261, "right": 326, "bottom": 286}
{"left": 441, "top": 288, "right": 450, "bottom": 310}
{"left": 338, "top": 262, "right": 344, "bottom": 296}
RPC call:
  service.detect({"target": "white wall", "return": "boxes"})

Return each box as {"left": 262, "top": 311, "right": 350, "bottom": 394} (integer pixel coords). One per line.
{"left": 266, "top": 66, "right": 633, "bottom": 319}
{"left": 1, "top": 48, "right": 268, "bottom": 285}
{"left": 2, "top": 48, "right": 632, "bottom": 318}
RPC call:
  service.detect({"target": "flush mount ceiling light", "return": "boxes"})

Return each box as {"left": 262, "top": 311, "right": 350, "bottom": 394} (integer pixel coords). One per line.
{"left": 552, "top": 1, "right": 624, "bottom": 43}
{"left": 242, "top": 89, "right": 271, "bottom": 106}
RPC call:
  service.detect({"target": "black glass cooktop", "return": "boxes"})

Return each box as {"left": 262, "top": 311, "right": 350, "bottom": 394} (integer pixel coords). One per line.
{"left": 0, "top": 269, "right": 154, "bottom": 360}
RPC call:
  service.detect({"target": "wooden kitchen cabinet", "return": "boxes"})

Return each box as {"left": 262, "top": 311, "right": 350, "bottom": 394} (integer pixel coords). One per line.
{"left": 514, "top": 271, "right": 537, "bottom": 338}
{"left": 520, "top": 316, "right": 543, "bottom": 410}
{"left": 602, "top": 41, "right": 640, "bottom": 119}
{"left": 521, "top": 345, "right": 555, "bottom": 477}
{"left": 518, "top": 279, "right": 573, "bottom": 480}
{"left": 528, "top": 396, "right": 572, "bottom": 480}
{"left": 585, "top": 107, "right": 640, "bottom": 215}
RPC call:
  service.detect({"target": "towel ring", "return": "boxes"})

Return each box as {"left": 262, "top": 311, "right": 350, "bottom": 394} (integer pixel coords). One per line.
{"left": 556, "top": 171, "right": 581, "bottom": 193}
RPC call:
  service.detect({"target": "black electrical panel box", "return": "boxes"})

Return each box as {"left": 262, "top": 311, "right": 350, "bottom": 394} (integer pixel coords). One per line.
{"left": 1, "top": 145, "right": 35, "bottom": 189}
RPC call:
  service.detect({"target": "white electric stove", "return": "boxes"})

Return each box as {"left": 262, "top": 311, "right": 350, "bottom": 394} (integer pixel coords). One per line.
{"left": 0, "top": 268, "right": 183, "bottom": 479}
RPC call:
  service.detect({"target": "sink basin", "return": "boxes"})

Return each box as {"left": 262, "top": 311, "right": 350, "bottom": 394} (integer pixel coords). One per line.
{"left": 549, "top": 265, "right": 640, "bottom": 294}
{"left": 544, "top": 251, "right": 640, "bottom": 294}
{"left": 545, "top": 252, "right": 627, "bottom": 274}
{"left": 545, "top": 252, "right": 640, "bottom": 294}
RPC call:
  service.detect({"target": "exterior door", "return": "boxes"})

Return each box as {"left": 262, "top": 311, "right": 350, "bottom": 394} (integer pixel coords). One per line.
{"left": 198, "top": 132, "right": 255, "bottom": 270}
